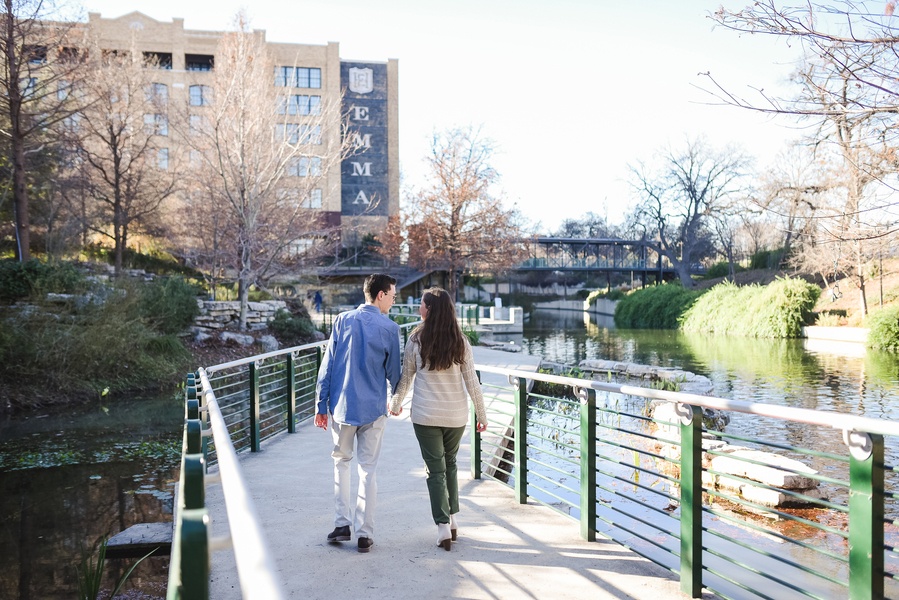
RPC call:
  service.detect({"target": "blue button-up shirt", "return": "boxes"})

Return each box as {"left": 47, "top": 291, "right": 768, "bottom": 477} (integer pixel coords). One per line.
{"left": 316, "top": 304, "right": 401, "bottom": 426}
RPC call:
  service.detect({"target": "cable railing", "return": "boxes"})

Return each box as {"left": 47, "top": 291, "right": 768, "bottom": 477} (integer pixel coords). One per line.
{"left": 471, "top": 365, "right": 899, "bottom": 600}
{"left": 166, "top": 319, "right": 418, "bottom": 599}
{"left": 168, "top": 336, "right": 898, "bottom": 599}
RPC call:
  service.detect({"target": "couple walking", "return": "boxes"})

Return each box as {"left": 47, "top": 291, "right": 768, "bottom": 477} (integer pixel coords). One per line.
{"left": 314, "top": 273, "right": 488, "bottom": 553}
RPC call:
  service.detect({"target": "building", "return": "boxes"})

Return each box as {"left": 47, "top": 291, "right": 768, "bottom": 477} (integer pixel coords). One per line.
{"left": 84, "top": 11, "right": 399, "bottom": 247}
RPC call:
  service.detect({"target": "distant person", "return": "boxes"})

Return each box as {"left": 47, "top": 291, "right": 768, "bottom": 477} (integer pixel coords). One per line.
{"left": 315, "top": 273, "right": 401, "bottom": 553}
{"left": 389, "top": 287, "right": 488, "bottom": 551}
{"left": 313, "top": 290, "right": 323, "bottom": 312}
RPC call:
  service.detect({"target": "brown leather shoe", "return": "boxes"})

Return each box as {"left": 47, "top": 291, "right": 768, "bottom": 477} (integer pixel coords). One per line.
{"left": 357, "top": 537, "right": 373, "bottom": 553}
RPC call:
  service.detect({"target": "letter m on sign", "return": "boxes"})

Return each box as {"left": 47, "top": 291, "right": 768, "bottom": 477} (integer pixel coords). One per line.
{"left": 352, "top": 133, "right": 372, "bottom": 149}
{"left": 351, "top": 162, "right": 372, "bottom": 176}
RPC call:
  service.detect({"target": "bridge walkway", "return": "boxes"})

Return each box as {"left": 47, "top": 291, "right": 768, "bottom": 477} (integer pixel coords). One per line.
{"left": 205, "top": 347, "right": 716, "bottom": 600}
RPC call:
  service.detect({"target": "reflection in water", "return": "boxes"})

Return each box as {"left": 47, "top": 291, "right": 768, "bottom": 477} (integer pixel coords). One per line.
{"left": 521, "top": 309, "right": 899, "bottom": 422}
{"left": 519, "top": 309, "right": 899, "bottom": 597}
{"left": 518, "top": 309, "right": 899, "bottom": 506}
{"left": 0, "top": 395, "right": 181, "bottom": 599}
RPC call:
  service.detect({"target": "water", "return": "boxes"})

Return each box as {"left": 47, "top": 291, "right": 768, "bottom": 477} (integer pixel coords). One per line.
{"left": 4, "top": 309, "right": 899, "bottom": 599}
{"left": 515, "top": 309, "right": 899, "bottom": 422}
{"left": 511, "top": 309, "right": 899, "bottom": 598}
{"left": 0, "top": 393, "right": 182, "bottom": 600}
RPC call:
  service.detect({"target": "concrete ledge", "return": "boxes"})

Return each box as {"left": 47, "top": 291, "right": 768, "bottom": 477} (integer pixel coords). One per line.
{"left": 802, "top": 326, "right": 868, "bottom": 343}
{"left": 106, "top": 522, "right": 172, "bottom": 559}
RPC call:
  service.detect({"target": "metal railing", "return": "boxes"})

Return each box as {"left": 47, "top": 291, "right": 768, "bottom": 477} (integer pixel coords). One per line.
{"left": 471, "top": 367, "right": 899, "bottom": 600}
{"left": 166, "top": 318, "right": 418, "bottom": 599}
{"left": 168, "top": 339, "right": 899, "bottom": 599}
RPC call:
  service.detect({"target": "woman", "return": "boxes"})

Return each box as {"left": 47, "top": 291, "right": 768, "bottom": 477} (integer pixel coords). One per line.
{"left": 389, "top": 287, "right": 488, "bottom": 551}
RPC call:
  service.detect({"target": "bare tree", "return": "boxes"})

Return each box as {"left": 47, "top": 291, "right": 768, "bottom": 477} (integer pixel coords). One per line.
{"left": 58, "top": 40, "right": 181, "bottom": 275}
{"left": 1, "top": 0, "right": 85, "bottom": 261}
{"left": 383, "top": 126, "right": 527, "bottom": 300}
{"left": 628, "top": 137, "right": 752, "bottom": 287}
{"left": 180, "top": 12, "right": 352, "bottom": 329}
{"left": 704, "top": 3, "right": 899, "bottom": 314}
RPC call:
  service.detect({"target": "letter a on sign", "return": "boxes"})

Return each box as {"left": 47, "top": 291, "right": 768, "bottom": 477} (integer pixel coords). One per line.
{"left": 353, "top": 190, "right": 371, "bottom": 205}
{"left": 349, "top": 68, "right": 374, "bottom": 94}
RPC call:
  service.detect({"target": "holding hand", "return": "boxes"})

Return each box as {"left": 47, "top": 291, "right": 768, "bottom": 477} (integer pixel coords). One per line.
{"left": 476, "top": 421, "right": 487, "bottom": 433}
{"left": 314, "top": 413, "right": 328, "bottom": 430}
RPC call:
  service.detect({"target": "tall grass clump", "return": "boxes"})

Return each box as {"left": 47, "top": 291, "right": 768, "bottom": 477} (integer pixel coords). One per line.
{"left": 866, "top": 305, "right": 899, "bottom": 352}
{"left": 681, "top": 277, "right": 820, "bottom": 338}
{"left": 614, "top": 283, "right": 704, "bottom": 329}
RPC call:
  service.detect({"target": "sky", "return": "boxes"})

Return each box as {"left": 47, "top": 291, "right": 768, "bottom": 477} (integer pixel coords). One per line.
{"left": 80, "top": 0, "right": 805, "bottom": 233}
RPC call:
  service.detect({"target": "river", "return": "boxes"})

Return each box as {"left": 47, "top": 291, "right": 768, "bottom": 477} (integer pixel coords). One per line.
{"left": 2, "top": 309, "right": 899, "bottom": 598}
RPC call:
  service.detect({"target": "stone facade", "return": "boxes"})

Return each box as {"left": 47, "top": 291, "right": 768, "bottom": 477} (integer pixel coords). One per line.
{"left": 193, "top": 300, "right": 287, "bottom": 332}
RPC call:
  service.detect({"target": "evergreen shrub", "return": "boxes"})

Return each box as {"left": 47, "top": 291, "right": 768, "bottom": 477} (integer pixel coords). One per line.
{"left": 139, "top": 276, "right": 202, "bottom": 334}
{"left": 705, "top": 261, "right": 744, "bottom": 279}
{"left": 866, "top": 306, "right": 899, "bottom": 352}
{"left": 614, "top": 283, "right": 703, "bottom": 329}
{"left": 749, "top": 248, "right": 785, "bottom": 270}
{"left": 268, "top": 309, "right": 317, "bottom": 346}
{"left": 0, "top": 259, "right": 86, "bottom": 302}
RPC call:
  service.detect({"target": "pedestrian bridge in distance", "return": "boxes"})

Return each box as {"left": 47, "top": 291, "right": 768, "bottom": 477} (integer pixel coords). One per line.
{"left": 516, "top": 237, "right": 704, "bottom": 282}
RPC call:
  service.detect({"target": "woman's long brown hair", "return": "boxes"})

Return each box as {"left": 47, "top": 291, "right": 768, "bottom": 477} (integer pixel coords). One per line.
{"left": 413, "top": 287, "right": 466, "bottom": 371}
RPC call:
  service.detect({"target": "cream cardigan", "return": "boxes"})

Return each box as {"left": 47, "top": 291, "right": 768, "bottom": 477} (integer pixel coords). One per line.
{"left": 389, "top": 337, "right": 488, "bottom": 428}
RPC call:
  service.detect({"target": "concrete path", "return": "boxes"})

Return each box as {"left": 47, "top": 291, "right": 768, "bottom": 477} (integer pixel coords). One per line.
{"left": 205, "top": 347, "right": 715, "bottom": 599}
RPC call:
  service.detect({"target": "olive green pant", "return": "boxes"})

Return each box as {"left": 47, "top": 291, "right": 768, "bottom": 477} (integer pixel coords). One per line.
{"left": 412, "top": 424, "right": 466, "bottom": 525}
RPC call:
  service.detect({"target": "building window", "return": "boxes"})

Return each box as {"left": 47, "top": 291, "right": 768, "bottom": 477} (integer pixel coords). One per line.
{"left": 143, "top": 51, "right": 173, "bottom": 69}
{"left": 20, "top": 77, "right": 37, "bottom": 97}
{"left": 296, "top": 67, "right": 321, "bottom": 88}
{"left": 57, "top": 80, "right": 71, "bottom": 101}
{"left": 144, "top": 114, "right": 168, "bottom": 136}
{"left": 186, "top": 54, "right": 214, "bottom": 71}
{"left": 190, "top": 85, "right": 212, "bottom": 106}
{"left": 24, "top": 45, "right": 47, "bottom": 65}
{"left": 189, "top": 114, "right": 206, "bottom": 135}
{"left": 190, "top": 149, "right": 202, "bottom": 167}
{"left": 275, "top": 66, "right": 321, "bottom": 88}
{"left": 157, "top": 148, "right": 169, "bottom": 170}
{"left": 277, "top": 95, "right": 321, "bottom": 116}
{"left": 289, "top": 238, "right": 315, "bottom": 256}
{"left": 287, "top": 156, "right": 321, "bottom": 177}
{"left": 146, "top": 83, "right": 168, "bottom": 105}
{"left": 303, "top": 188, "right": 322, "bottom": 209}
{"left": 277, "top": 123, "right": 321, "bottom": 145}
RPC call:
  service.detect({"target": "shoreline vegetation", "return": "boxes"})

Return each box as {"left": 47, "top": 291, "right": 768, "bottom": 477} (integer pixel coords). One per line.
{"left": 4, "top": 254, "right": 899, "bottom": 414}
{"left": 0, "top": 258, "right": 320, "bottom": 414}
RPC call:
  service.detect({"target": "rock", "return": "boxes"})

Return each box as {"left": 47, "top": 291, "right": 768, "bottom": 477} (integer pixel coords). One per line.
{"left": 710, "top": 450, "right": 818, "bottom": 490}
{"left": 259, "top": 335, "right": 279, "bottom": 352}
{"left": 220, "top": 331, "right": 255, "bottom": 346}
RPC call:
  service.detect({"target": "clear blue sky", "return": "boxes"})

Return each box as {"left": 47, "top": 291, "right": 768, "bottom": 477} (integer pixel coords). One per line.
{"left": 81, "top": 0, "right": 803, "bottom": 233}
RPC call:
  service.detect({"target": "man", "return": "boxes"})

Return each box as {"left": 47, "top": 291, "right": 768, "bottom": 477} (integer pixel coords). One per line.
{"left": 315, "top": 273, "right": 401, "bottom": 553}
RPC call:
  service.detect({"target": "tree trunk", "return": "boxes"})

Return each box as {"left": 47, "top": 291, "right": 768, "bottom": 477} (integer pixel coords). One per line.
{"left": 238, "top": 276, "right": 250, "bottom": 330}
{"left": 12, "top": 135, "right": 30, "bottom": 262}
{"left": 675, "top": 262, "right": 694, "bottom": 287}
{"left": 857, "top": 255, "right": 868, "bottom": 317}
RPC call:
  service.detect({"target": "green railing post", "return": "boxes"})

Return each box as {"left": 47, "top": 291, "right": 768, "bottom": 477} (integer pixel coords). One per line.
{"left": 249, "top": 361, "right": 261, "bottom": 452}
{"left": 287, "top": 353, "right": 297, "bottom": 433}
{"left": 848, "top": 432, "right": 884, "bottom": 600}
{"left": 579, "top": 388, "right": 596, "bottom": 541}
{"left": 179, "top": 508, "right": 209, "bottom": 600}
{"left": 471, "top": 370, "right": 483, "bottom": 480}
{"left": 514, "top": 376, "right": 528, "bottom": 504}
{"left": 182, "top": 453, "right": 206, "bottom": 510}
{"left": 680, "top": 404, "right": 703, "bottom": 598}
